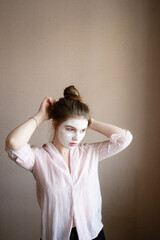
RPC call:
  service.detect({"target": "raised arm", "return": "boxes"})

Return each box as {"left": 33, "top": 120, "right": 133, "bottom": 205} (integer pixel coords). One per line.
{"left": 88, "top": 119, "right": 133, "bottom": 161}
{"left": 5, "top": 97, "right": 55, "bottom": 151}
{"left": 89, "top": 118, "right": 127, "bottom": 138}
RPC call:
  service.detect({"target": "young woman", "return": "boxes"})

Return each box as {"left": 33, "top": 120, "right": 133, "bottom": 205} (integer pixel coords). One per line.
{"left": 5, "top": 85, "right": 133, "bottom": 240}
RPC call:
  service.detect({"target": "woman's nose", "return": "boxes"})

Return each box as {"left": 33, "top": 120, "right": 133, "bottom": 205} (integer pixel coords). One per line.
{"left": 72, "top": 133, "right": 78, "bottom": 141}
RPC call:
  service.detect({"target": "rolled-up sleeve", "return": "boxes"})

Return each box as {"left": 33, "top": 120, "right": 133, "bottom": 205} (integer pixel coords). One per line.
{"left": 5, "top": 143, "right": 38, "bottom": 171}
{"left": 86, "top": 130, "right": 133, "bottom": 162}
{"left": 98, "top": 130, "right": 133, "bottom": 161}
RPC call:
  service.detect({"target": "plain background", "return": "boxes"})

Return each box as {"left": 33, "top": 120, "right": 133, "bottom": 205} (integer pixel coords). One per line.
{"left": 1, "top": 0, "right": 160, "bottom": 239}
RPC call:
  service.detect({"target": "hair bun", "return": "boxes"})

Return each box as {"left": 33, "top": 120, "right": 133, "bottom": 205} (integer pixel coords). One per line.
{"left": 64, "top": 85, "right": 82, "bottom": 101}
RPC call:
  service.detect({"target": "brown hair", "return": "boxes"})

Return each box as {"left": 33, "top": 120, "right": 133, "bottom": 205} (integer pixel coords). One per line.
{"left": 49, "top": 85, "right": 91, "bottom": 127}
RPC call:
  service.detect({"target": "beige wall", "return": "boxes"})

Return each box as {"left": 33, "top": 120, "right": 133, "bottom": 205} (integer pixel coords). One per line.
{"left": 1, "top": 0, "right": 160, "bottom": 239}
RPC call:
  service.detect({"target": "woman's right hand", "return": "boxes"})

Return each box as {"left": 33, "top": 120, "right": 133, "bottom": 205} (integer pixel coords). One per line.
{"left": 38, "top": 97, "right": 56, "bottom": 121}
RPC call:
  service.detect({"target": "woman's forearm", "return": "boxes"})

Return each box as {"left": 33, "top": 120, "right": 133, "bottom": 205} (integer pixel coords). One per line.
{"left": 5, "top": 97, "right": 55, "bottom": 151}
{"left": 89, "top": 118, "right": 126, "bottom": 138}
{"left": 5, "top": 112, "right": 45, "bottom": 151}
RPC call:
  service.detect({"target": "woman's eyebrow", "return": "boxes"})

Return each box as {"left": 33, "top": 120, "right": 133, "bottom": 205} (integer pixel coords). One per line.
{"left": 65, "top": 125, "right": 87, "bottom": 130}
{"left": 65, "top": 125, "right": 76, "bottom": 129}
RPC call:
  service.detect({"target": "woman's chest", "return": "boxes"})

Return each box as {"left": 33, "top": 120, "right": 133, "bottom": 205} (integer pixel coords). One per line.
{"left": 62, "top": 156, "right": 71, "bottom": 174}
{"left": 34, "top": 152, "right": 97, "bottom": 188}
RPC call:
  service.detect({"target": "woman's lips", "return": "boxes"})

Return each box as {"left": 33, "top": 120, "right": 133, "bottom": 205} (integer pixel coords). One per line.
{"left": 70, "top": 143, "right": 78, "bottom": 147}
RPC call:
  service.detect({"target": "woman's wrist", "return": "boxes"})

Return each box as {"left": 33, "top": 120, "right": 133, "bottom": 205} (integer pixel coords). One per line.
{"left": 89, "top": 118, "right": 96, "bottom": 130}
{"left": 32, "top": 112, "right": 46, "bottom": 126}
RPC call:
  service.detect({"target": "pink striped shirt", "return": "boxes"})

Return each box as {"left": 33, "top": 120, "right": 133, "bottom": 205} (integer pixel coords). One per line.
{"left": 5, "top": 130, "right": 133, "bottom": 240}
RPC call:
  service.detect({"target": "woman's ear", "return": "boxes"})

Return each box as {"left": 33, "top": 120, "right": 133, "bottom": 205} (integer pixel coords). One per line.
{"left": 52, "top": 120, "right": 56, "bottom": 129}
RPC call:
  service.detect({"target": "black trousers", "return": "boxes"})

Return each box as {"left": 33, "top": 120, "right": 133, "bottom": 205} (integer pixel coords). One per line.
{"left": 70, "top": 227, "right": 106, "bottom": 240}
{"left": 40, "top": 227, "right": 106, "bottom": 240}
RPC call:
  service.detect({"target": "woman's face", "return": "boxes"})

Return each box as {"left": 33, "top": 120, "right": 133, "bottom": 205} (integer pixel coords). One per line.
{"left": 55, "top": 118, "right": 88, "bottom": 150}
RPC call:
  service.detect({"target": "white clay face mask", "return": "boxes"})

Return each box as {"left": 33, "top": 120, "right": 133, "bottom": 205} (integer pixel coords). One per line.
{"left": 57, "top": 118, "right": 88, "bottom": 150}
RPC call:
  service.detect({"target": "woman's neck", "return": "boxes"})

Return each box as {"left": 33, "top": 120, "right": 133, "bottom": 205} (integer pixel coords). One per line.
{"left": 51, "top": 137, "right": 70, "bottom": 156}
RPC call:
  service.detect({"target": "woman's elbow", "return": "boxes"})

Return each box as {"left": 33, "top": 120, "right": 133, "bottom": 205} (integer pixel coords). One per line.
{"left": 123, "top": 130, "right": 133, "bottom": 148}
{"left": 5, "top": 137, "right": 16, "bottom": 150}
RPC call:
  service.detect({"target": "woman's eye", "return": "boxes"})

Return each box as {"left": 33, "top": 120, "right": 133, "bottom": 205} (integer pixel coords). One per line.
{"left": 81, "top": 129, "right": 86, "bottom": 133}
{"left": 66, "top": 128, "right": 74, "bottom": 132}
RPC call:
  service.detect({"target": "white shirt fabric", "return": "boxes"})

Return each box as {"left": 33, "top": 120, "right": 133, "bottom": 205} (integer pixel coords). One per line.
{"left": 5, "top": 130, "right": 133, "bottom": 240}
